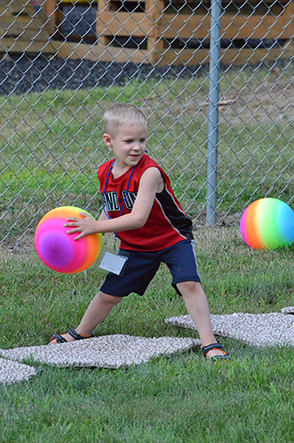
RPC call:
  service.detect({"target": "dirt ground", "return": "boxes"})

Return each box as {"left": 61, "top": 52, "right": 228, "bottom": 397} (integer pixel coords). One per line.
{"left": 200, "top": 74, "right": 294, "bottom": 125}
{"left": 0, "top": 234, "right": 35, "bottom": 258}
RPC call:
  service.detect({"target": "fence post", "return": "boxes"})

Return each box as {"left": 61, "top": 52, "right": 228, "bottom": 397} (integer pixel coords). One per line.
{"left": 206, "top": 0, "right": 222, "bottom": 226}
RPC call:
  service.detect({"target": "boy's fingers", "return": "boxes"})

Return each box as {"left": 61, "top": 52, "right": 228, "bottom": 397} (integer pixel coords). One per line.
{"left": 65, "top": 217, "right": 80, "bottom": 221}
{"left": 66, "top": 227, "right": 81, "bottom": 234}
{"left": 64, "top": 215, "right": 89, "bottom": 227}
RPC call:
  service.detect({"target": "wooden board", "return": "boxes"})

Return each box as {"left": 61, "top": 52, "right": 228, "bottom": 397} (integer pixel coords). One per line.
{"left": 52, "top": 39, "right": 294, "bottom": 66}
{"left": 0, "top": 0, "right": 56, "bottom": 55}
{"left": 95, "top": 0, "right": 294, "bottom": 65}
{"left": 97, "top": 2, "right": 294, "bottom": 41}
{"left": 1, "top": 0, "right": 293, "bottom": 65}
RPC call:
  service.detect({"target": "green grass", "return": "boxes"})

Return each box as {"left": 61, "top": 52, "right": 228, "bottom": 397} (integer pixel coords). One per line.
{"left": 1, "top": 65, "right": 294, "bottom": 440}
{"left": 1, "top": 226, "right": 294, "bottom": 442}
{"left": 1, "top": 65, "right": 294, "bottom": 239}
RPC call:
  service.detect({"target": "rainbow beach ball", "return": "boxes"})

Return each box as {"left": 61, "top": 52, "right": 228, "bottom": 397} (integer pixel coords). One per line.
{"left": 240, "top": 198, "right": 294, "bottom": 250}
{"left": 35, "top": 206, "right": 103, "bottom": 273}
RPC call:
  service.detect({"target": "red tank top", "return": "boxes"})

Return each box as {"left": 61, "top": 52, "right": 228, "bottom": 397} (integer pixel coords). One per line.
{"left": 98, "top": 154, "right": 193, "bottom": 251}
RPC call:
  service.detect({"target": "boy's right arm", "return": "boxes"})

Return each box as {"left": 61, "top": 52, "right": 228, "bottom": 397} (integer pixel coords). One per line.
{"left": 65, "top": 167, "right": 163, "bottom": 240}
{"left": 98, "top": 210, "right": 109, "bottom": 221}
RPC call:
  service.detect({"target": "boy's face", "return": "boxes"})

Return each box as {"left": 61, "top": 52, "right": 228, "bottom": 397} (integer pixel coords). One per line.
{"left": 104, "top": 123, "right": 147, "bottom": 169}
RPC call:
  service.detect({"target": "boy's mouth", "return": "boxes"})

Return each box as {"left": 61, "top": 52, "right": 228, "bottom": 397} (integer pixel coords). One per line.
{"left": 129, "top": 153, "right": 141, "bottom": 159}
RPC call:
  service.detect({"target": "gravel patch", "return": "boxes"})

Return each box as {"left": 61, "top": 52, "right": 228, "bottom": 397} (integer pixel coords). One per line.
{"left": 0, "top": 53, "right": 207, "bottom": 96}
{"left": 166, "top": 309, "right": 294, "bottom": 347}
{"left": 61, "top": 5, "right": 97, "bottom": 38}
{"left": 281, "top": 306, "right": 294, "bottom": 315}
{"left": 2, "top": 308, "right": 294, "bottom": 383}
{"left": 0, "top": 358, "right": 36, "bottom": 384}
{"left": 1, "top": 335, "right": 200, "bottom": 369}
{"left": 1, "top": 4, "right": 291, "bottom": 97}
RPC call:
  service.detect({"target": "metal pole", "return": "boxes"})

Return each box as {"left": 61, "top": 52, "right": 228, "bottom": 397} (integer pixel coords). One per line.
{"left": 206, "top": 0, "right": 222, "bottom": 226}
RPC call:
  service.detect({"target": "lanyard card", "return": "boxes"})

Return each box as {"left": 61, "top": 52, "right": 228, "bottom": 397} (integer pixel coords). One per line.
{"left": 99, "top": 251, "right": 128, "bottom": 276}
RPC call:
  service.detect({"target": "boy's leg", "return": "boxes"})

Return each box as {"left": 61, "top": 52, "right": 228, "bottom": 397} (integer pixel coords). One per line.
{"left": 49, "top": 291, "right": 123, "bottom": 344}
{"left": 177, "top": 281, "right": 225, "bottom": 359}
{"left": 50, "top": 249, "right": 160, "bottom": 345}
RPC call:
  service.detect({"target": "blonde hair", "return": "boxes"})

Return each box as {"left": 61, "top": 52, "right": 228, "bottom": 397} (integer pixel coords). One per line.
{"left": 104, "top": 103, "right": 148, "bottom": 137}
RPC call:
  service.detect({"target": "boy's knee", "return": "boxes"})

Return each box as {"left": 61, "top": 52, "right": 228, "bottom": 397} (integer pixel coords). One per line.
{"left": 177, "top": 281, "right": 202, "bottom": 297}
{"left": 99, "top": 291, "right": 123, "bottom": 306}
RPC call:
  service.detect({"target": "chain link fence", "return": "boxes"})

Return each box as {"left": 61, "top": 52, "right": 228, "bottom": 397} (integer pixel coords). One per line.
{"left": 1, "top": 0, "right": 294, "bottom": 252}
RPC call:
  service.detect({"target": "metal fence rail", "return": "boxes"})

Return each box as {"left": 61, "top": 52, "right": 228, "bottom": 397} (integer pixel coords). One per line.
{"left": 1, "top": 0, "right": 294, "bottom": 252}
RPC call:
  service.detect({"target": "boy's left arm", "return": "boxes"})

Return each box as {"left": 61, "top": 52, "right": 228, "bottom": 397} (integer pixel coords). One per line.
{"left": 65, "top": 167, "right": 163, "bottom": 240}
{"left": 128, "top": 166, "right": 164, "bottom": 226}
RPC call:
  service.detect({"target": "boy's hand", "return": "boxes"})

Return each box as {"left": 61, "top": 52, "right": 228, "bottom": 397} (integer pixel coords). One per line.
{"left": 64, "top": 213, "right": 98, "bottom": 240}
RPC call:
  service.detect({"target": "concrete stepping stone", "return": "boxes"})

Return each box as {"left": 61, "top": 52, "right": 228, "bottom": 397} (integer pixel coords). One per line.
{"left": 165, "top": 309, "right": 294, "bottom": 347}
{"left": 1, "top": 335, "right": 200, "bottom": 369}
{"left": 0, "top": 358, "right": 36, "bottom": 384}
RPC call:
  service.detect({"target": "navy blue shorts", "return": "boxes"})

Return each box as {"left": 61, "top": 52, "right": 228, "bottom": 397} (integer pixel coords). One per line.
{"left": 100, "top": 239, "right": 201, "bottom": 297}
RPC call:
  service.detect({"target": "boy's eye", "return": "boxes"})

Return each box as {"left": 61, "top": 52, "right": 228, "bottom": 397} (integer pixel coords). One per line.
{"left": 123, "top": 138, "right": 146, "bottom": 143}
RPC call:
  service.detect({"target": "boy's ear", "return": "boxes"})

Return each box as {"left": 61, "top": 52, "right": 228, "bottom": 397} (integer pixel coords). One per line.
{"left": 103, "top": 133, "right": 112, "bottom": 147}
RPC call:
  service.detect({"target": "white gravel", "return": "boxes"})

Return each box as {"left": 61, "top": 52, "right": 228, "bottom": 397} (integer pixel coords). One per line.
{"left": 3, "top": 308, "right": 294, "bottom": 383}
{"left": 0, "top": 335, "right": 200, "bottom": 371}
{"left": 0, "top": 359, "right": 36, "bottom": 384}
{"left": 165, "top": 308, "right": 294, "bottom": 347}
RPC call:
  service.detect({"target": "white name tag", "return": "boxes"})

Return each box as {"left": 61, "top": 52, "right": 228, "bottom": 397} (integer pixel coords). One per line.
{"left": 99, "top": 251, "right": 128, "bottom": 275}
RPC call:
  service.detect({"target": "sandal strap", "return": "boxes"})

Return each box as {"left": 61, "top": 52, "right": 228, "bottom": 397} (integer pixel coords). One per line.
{"left": 68, "top": 328, "right": 93, "bottom": 341}
{"left": 50, "top": 334, "right": 68, "bottom": 344}
{"left": 202, "top": 342, "right": 224, "bottom": 357}
{"left": 210, "top": 355, "right": 230, "bottom": 364}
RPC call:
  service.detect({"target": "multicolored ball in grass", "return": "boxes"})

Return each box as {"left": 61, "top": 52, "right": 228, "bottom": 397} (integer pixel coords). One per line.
{"left": 35, "top": 206, "right": 103, "bottom": 273}
{"left": 240, "top": 198, "right": 294, "bottom": 250}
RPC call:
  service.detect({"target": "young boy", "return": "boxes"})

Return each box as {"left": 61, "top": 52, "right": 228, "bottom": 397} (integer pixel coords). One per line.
{"left": 50, "top": 103, "right": 229, "bottom": 363}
